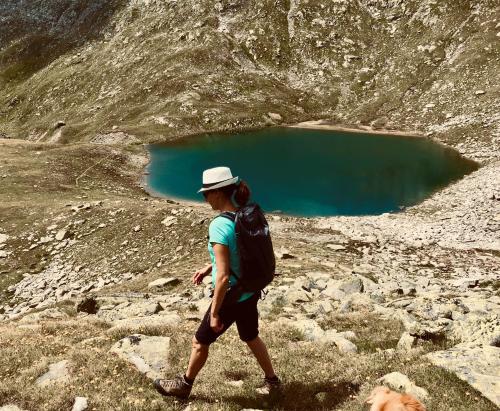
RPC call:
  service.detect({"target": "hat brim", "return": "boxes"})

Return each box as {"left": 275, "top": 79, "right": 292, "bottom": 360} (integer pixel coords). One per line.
{"left": 197, "top": 176, "right": 239, "bottom": 193}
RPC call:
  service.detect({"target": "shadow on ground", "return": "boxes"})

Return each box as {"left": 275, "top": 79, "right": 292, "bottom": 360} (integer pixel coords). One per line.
{"left": 196, "top": 380, "right": 361, "bottom": 410}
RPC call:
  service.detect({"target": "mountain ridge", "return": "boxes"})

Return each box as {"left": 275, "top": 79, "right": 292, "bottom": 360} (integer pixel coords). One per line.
{"left": 0, "top": 0, "right": 498, "bottom": 162}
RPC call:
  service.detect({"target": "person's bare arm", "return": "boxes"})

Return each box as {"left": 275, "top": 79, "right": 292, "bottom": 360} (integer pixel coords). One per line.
{"left": 192, "top": 263, "right": 212, "bottom": 285}
{"left": 210, "top": 243, "right": 230, "bottom": 332}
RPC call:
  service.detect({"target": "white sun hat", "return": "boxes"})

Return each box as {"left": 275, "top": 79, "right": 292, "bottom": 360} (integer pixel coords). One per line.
{"left": 197, "top": 166, "right": 239, "bottom": 193}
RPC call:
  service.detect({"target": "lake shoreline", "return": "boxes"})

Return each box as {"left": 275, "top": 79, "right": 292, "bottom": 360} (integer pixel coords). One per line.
{"left": 287, "top": 120, "right": 425, "bottom": 138}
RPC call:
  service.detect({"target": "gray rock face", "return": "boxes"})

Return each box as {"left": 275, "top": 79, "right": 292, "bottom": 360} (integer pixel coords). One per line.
{"left": 427, "top": 344, "right": 500, "bottom": 407}
{"left": 449, "top": 311, "right": 499, "bottom": 346}
{"left": 35, "top": 360, "right": 70, "bottom": 387}
{"left": 110, "top": 334, "right": 170, "bottom": 380}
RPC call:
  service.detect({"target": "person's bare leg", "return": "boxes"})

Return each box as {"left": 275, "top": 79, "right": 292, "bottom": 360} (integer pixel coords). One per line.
{"left": 246, "top": 336, "right": 276, "bottom": 378}
{"left": 185, "top": 337, "right": 209, "bottom": 380}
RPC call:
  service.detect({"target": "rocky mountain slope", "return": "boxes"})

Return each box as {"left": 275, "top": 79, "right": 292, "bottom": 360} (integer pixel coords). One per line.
{"left": 0, "top": 1, "right": 499, "bottom": 410}
{"left": 0, "top": 139, "right": 498, "bottom": 411}
{"left": 0, "top": 0, "right": 499, "bottom": 160}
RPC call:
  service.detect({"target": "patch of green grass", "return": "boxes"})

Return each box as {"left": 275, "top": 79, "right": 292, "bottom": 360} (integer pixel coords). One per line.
{"left": 319, "top": 312, "right": 404, "bottom": 353}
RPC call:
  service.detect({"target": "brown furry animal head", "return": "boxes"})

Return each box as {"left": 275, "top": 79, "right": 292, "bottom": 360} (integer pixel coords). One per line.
{"left": 366, "top": 386, "right": 427, "bottom": 411}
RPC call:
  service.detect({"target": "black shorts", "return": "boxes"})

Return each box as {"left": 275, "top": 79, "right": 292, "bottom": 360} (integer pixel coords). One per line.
{"left": 195, "top": 291, "right": 260, "bottom": 345}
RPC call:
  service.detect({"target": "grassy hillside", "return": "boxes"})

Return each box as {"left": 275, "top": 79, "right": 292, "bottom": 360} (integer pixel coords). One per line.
{"left": 0, "top": 0, "right": 498, "bottom": 158}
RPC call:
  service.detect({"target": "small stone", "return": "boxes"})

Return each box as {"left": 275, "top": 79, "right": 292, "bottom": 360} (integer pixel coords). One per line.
{"left": 72, "top": 397, "right": 88, "bottom": 411}
{"left": 55, "top": 229, "right": 70, "bottom": 241}
{"left": 315, "top": 392, "right": 328, "bottom": 402}
{"left": 475, "top": 90, "right": 486, "bottom": 95}
{"left": 227, "top": 380, "right": 244, "bottom": 388}
{"left": 326, "top": 244, "right": 346, "bottom": 251}
{"left": 133, "top": 225, "right": 141, "bottom": 232}
{"left": 161, "top": 216, "right": 178, "bottom": 227}
{"left": 0, "top": 234, "right": 9, "bottom": 244}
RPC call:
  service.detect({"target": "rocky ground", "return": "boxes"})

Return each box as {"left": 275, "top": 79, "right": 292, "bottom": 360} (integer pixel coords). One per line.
{"left": 0, "top": 0, "right": 499, "bottom": 410}
{"left": 0, "top": 137, "right": 498, "bottom": 410}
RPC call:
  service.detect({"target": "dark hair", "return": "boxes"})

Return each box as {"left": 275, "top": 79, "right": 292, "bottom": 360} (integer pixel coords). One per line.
{"left": 219, "top": 180, "right": 251, "bottom": 207}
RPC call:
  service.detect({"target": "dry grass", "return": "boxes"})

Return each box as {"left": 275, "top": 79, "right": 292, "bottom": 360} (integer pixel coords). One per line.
{"left": 0, "top": 312, "right": 496, "bottom": 411}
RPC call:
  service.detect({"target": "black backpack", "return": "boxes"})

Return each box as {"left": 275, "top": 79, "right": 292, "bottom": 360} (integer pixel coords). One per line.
{"left": 219, "top": 203, "right": 275, "bottom": 293}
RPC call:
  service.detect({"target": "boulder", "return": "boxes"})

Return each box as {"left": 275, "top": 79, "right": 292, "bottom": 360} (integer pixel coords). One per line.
{"left": 107, "top": 313, "right": 181, "bottom": 333}
{"left": 18, "top": 308, "right": 69, "bottom": 324}
{"left": 0, "top": 406, "right": 28, "bottom": 411}
{"left": 0, "top": 233, "right": 9, "bottom": 244}
{"left": 36, "top": 360, "right": 70, "bottom": 387}
{"left": 97, "top": 300, "right": 164, "bottom": 321}
{"left": 321, "top": 280, "right": 347, "bottom": 301}
{"left": 110, "top": 334, "right": 170, "bottom": 380}
{"left": 55, "top": 229, "right": 70, "bottom": 241}
{"left": 378, "top": 372, "right": 429, "bottom": 401}
{"left": 397, "top": 332, "right": 416, "bottom": 351}
{"left": 322, "top": 330, "right": 357, "bottom": 353}
{"left": 427, "top": 344, "right": 500, "bottom": 407}
{"left": 285, "top": 289, "right": 312, "bottom": 304}
{"left": 338, "top": 277, "right": 364, "bottom": 295}
{"left": 267, "top": 112, "right": 282, "bottom": 121}
{"left": 278, "top": 318, "right": 325, "bottom": 341}
{"left": 148, "top": 277, "right": 180, "bottom": 291}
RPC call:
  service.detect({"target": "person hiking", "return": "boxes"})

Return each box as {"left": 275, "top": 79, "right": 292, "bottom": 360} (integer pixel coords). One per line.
{"left": 153, "top": 166, "right": 281, "bottom": 399}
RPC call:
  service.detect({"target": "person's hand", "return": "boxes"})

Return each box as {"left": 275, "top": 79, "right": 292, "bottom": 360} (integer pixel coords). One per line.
{"left": 192, "top": 265, "right": 211, "bottom": 285}
{"left": 210, "top": 313, "right": 224, "bottom": 333}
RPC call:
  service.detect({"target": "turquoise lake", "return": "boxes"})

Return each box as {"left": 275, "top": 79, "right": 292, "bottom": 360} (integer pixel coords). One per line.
{"left": 146, "top": 128, "right": 478, "bottom": 217}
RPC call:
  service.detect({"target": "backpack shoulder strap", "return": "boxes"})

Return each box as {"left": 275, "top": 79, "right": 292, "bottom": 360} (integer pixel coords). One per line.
{"left": 218, "top": 211, "right": 236, "bottom": 222}
{"left": 216, "top": 212, "right": 240, "bottom": 287}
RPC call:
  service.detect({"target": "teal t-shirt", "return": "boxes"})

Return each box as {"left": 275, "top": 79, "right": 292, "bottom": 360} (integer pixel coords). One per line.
{"left": 208, "top": 214, "right": 253, "bottom": 303}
